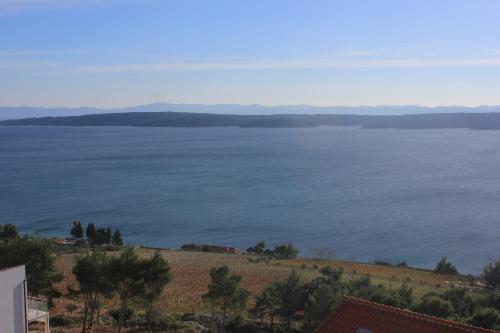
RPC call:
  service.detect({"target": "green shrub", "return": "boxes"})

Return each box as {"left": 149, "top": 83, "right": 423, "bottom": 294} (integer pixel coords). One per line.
{"left": 483, "top": 261, "right": 500, "bottom": 289}
{"left": 469, "top": 307, "right": 500, "bottom": 329}
{"left": 150, "top": 314, "right": 182, "bottom": 329}
{"left": 369, "top": 288, "right": 405, "bottom": 308}
{"left": 413, "top": 294, "right": 454, "bottom": 318}
{"left": 108, "top": 307, "right": 135, "bottom": 323}
{"left": 433, "top": 257, "right": 459, "bottom": 276}
{"left": 180, "top": 313, "right": 196, "bottom": 321}
{"left": 50, "top": 314, "right": 71, "bottom": 326}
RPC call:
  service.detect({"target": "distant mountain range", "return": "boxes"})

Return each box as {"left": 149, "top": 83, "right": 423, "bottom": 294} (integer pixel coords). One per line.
{"left": 3, "top": 110, "right": 500, "bottom": 130}
{"left": 2, "top": 103, "right": 500, "bottom": 120}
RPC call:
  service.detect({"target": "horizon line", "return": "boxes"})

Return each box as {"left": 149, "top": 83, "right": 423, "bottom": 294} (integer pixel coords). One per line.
{"left": 1, "top": 102, "right": 500, "bottom": 110}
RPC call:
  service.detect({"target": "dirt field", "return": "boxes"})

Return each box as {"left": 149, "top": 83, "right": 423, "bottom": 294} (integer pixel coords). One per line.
{"left": 47, "top": 247, "right": 468, "bottom": 332}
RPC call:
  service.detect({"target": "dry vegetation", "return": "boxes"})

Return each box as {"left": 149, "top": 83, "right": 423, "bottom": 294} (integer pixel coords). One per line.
{"left": 46, "top": 247, "right": 467, "bottom": 332}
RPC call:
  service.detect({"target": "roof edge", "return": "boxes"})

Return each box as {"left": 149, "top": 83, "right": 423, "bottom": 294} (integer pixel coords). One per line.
{"left": 340, "top": 295, "right": 498, "bottom": 333}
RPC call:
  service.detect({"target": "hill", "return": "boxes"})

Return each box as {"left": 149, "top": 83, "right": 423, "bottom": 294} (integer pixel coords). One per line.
{"left": 3, "top": 111, "right": 500, "bottom": 129}
{"left": 2, "top": 103, "right": 500, "bottom": 121}
{"left": 49, "top": 248, "right": 468, "bottom": 333}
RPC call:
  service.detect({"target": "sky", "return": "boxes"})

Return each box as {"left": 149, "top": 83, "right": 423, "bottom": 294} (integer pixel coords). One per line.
{"left": 1, "top": 0, "right": 500, "bottom": 108}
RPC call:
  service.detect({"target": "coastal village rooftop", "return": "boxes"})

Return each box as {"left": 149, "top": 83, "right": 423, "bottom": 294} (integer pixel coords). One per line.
{"left": 315, "top": 296, "right": 499, "bottom": 333}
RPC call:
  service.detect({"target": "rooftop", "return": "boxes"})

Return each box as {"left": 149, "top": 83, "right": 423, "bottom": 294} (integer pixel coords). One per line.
{"left": 315, "top": 296, "right": 499, "bottom": 333}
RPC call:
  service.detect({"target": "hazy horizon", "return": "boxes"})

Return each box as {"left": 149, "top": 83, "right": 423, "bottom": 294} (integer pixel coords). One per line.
{"left": 3, "top": 102, "right": 500, "bottom": 120}
{"left": 1, "top": 0, "right": 500, "bottom": 107}
{"left": 3, "top": 102, "right": 500, "bottom": 109}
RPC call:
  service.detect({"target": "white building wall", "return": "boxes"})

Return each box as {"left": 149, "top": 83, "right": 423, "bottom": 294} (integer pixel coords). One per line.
{"left": 0, "top": 265, "right": 27, "bottom": 333}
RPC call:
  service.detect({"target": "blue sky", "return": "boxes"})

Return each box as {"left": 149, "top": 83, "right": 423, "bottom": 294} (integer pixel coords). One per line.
{"left": 1, "top": 0, "right": 500, "bottom": 108}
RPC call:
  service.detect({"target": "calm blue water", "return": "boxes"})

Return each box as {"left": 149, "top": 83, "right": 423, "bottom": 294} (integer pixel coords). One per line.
{"left": 1, "top": 126, "right": 500, "bottom": 274}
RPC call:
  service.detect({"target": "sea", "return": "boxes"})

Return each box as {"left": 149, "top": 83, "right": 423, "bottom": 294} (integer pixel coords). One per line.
{"left": 1, "top": 125, "right": 499, "bottom": 274}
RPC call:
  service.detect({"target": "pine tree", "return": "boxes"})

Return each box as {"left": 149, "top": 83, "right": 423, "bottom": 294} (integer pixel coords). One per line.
{"left": 142, "top": 251, "right": 172, "bottom": 331}
{"left": 105, "top": 247, "right": 144, "bottom": 333}
{"left": 70, "top": 221, "right": 78, "bottom": 238}
{"left": 73, "top": 249, "right": 110, "bottom": 333}
{"left": 113, "top": 229, "right": 123, "bottom": 246}
{"left": 86, "top": 223, "right": 97, "bottom": 243}
{"left": 75, "top": 221, "right": 84, "bottom": 239}
{"left": 95, "top": 228, "right": 107, "bottom": 245}
{"left": 105, "top": 227, "right": 112, "bottom": 244}
{"left": 0, "top": 224, "right": 19, "bottom": 239}
{"left": 202, "top": 266, "right": 250, "bottom": 328}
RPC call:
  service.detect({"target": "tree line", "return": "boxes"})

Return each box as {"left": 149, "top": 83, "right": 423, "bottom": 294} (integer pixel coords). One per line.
{"left": 0, "top": 223, "right": 19, "bottom": 239}
{"left": 206, "top": 260, "right": 500, "bottom": 332}
{"left": 72, "top": 247, "right": 171, "bottom": 333}
{"left": 70, "top": 220, "right": 123, "bottom": 246}
{"left": 246, "top": 241, "right": 299, "bottom": 259}
{"left": 4, "top": 228, "right": 500, "bottom": 331}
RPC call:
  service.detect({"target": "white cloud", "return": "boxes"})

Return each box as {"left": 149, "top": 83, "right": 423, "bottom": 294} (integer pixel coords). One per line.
{"left": 3, "top": 55, "right": 500, "bottom": 74}
{"left": 73, "top": 56, "right": 500, "bottom": 74}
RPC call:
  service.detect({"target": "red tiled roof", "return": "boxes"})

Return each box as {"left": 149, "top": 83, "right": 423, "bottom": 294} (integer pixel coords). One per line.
{"left": 315, "top": 296, "right": 499, "bottom": 333}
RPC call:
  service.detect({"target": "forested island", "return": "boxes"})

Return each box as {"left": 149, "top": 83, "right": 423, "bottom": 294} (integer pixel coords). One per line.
{"left": 3, "top": 111, "right": 500, "bottom": 129}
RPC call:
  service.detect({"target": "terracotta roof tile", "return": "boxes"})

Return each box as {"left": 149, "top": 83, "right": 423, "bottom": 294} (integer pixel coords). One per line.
{"left": 315, "top": 296, "right": 499, "bottom": 333}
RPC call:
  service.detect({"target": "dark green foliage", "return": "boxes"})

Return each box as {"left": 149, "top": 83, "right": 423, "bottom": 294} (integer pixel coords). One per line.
{"left": 469, "top": 307, "right": 500, "bottom": 329}
{"left": 396, "top": 260, "right": 408, "bottom": 268}
{"left": 440, "top": 288, "right": 482, "bottom": 318}
{"left": 181, "top": 243, "right": 197, "bottom": 251}
{"left": 84, "top": 222, "right": 117, "bottom": 245}
{"left": 106, "top": 247, "right": 146, "bottom": 333}
{"left": 413, "top": 293, "right": 454, "bottom": 318}
{"left": 94, "top": 228, "right": 110, "bottom": 244}
{"left": 73, "top": 247, "right": 171, "bottom": 332}
{"left": 0, "top": 236, "right": 61, "bottom": 296}
{"left": 433, "top": 257, "right": 459, "bottom": 276}
{"left": 142, "top": 251, "right": 173, "bottom": 331}
{"left": 263, "top": 249, "right": 274, "bottom": 256}
{"left": 70, "top": 221, "right": 84, "bottom": 239}
{"left": 304, "top": 266, "right": 345, "bottom": 326}
{"left": 10, "top": 111, "right": 500, "bottom": 131}
{"left": 369, "top": 288, "right": 407, "bottom": 308}
{"left": 50, "top": 314, "right": 71, "bottom": 326}
{"left": 203, "top": 266, "right": 251, "bottom": 328}
{"left": 347, "top": 274, "right": 376, "bottom": 299}
{"left": 483, "top": 261, "right": 500, "bottom": 289}
{"left": 484, "top": 291, "right": 500, "bottom": 310}
{"left": 247, "top": 241, "right": 266, "bottom": 255}
{"left": 273, "top": 270, "right": 306, "bottom": 332}
{"left": 374, "top": 261, "right": 392, "bottom": 267}
{"left": 225, "top": 321, "right": 264, "bottom": 333}
{"left": 273, "top": 243, "right": 299, "bottom": 259}
{"left": 304, "top": 284, "right": 340, "bottom": 329}
{"left": 105, "top": 227, "right": 112, "bottom": 244}
{"left": 108, "top": 307, "right": 135, "bottom": 323}
{"left": 86, "top": 223, "right": 97, "bottom": 242}
{"left": 0, "top": 223, "right": 19, "bottom": 238}
{"left": 73, "top": 249, "right": 112, "bottom": 332}
{"left": 397, "top": 281, "right": 414, "bottom": 308}
{"left": 251, "top": 260, "right": 500, "bottom": 332}
{"left": 252, "top": 283, "right": 281, "bottom": 329}
{"left": 345, "top": 274, "right": 413, "bottom": 309}
{"left": 374, "top": 260, "right": 409, "bottom": 268}
{"left": 143, "top": 314, "right": 182, "bottom": 330}
{"left": 317, "top": 267, "right": 344, "bottom": 283}
{"left": 112, "top": 229, "right": 123, "bottom": 246}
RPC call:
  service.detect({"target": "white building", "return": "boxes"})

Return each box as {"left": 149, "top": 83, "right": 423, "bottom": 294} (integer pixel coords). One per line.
{"left": 0, "top": 265, "right": 50, "bottom": 333}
